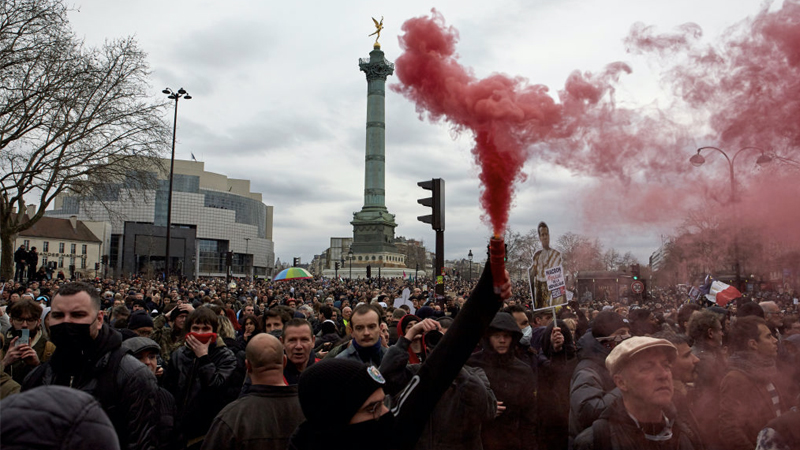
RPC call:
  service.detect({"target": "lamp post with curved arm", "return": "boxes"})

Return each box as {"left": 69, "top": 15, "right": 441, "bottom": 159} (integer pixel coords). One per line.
{"left": 689, "top": 146, "right": 771, "bottom": 204}
{"left": 689, "top": 145, "right": 771, "bottom": 290}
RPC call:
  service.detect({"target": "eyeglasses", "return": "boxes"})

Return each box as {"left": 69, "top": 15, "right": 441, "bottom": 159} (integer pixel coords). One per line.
{"left": 363, "top": 394, "right": 391, "bottom": 420}
{"left": 11, "top": 317, "right": 38, "bottom": 326}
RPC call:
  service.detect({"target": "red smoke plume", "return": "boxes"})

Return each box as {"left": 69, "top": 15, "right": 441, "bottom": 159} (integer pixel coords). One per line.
{"left": 393, "top": 10, "right": 629, "bottom": 235}
{"left": 395, "top": 7, "right": 800, "bottom": 252}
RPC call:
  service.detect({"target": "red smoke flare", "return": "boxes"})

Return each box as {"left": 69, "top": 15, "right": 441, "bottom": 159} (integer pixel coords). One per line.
{"left": 393, "top": 10, "right": 629, "bottom": 235}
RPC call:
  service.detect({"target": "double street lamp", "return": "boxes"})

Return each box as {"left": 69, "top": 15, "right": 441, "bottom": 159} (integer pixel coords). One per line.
{"left": 162, "top": 87, "right": 191, "bottom": 280}
{"left": 689, "top": 145, "right": 772, "bottom": 289}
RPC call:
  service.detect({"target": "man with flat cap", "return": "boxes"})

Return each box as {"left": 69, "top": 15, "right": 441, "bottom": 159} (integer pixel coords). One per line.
{"left": 575, "top": 336, "right": 704, "bottom": 450}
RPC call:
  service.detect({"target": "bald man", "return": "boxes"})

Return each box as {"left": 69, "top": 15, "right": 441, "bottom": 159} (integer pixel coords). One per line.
{"left": 202, "top": 334, "right": 305, "bottom": 450}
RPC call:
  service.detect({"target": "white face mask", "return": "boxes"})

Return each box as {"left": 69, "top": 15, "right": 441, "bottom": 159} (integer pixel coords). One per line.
{"left": 522, "top": 325, "right": 532, "bottom": 339}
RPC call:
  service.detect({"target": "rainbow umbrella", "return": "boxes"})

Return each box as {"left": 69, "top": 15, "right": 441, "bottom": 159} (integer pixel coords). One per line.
{"left": 274, "top": 267, "right": 313, "bottom": 281}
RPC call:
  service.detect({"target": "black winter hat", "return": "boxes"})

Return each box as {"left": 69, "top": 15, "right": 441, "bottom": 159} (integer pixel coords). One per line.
{"left": 591, "top": 311, "right": 628, "bottom": 338}
{"left": 298, "top": 359, "right": 385, "bottom": 430}
{"left": 127, "top": 311, "right": 154, "bottom": 330}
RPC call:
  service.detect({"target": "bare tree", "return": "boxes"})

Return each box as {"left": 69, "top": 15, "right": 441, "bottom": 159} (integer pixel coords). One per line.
{"left": 0, "top": 0, "right": 169, "bottom": 279}
{"left": 504, "top": 227, "right": 540, "bottom": 281}
{"left": 556, "top": 231, "right": 604, "bottom": 274}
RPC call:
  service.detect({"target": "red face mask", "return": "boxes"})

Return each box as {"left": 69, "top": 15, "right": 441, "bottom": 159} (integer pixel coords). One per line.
{"left": 186, "top": 332, "right": 217, "bottom": 344}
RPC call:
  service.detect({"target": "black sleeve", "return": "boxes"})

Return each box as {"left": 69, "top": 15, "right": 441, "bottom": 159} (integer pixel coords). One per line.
{"left": 391, "top": 260, "right": 503, "bottom": 449}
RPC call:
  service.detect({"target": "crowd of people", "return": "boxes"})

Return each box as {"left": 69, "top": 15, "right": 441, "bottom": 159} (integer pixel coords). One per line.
{"left": 1, "top": 265, "right": 799, "bottom": 450}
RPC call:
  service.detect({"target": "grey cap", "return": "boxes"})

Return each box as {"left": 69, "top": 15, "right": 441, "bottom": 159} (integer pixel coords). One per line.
{"left": 120, "top": 337, "right": 160, "bottom": 356}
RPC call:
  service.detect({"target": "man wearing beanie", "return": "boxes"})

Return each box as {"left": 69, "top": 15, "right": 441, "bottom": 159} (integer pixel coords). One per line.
{"left": 288, "top": 262, "right": 512, "bottom": 450}
{"left": 574, "top": 336, "right": 703, "bottom": 449}
{"left": 569, "top": 311, "right": 630, "bottom": 441}
{"left": 127, "top": 311, "right": 154, "bottom": 338}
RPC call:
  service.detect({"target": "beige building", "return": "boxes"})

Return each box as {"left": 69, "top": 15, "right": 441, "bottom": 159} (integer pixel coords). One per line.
{"left": 15, "top": 214, "right": 106, "bottom": 279}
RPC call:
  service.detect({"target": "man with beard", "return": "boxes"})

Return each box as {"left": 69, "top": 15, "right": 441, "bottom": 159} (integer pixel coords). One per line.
{"left": 21, "top": 282, "right": 160, "bottom": 450}
{"left": 282, "top": 319, "right": 316, "bottom": 385}
{"left": 3, "top": 299, "right": 54, "bottom": 384}
{"left": 288, "top": 262, "right": 511, "bottom": 450}
{"left": 575, "top": 336, "right": 703, "bottom": 449}
{"left": 719, "top": 316, "right": 790, "bottom": 450}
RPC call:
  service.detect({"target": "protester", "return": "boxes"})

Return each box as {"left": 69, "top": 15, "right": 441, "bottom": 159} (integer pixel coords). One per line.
{"left": 687, "top": 309, "right": 726, "bottom": 449}
{"left": 121, "top": 337, "right": 177, "bottom": 450}
{"left": 163, "top": 306, "right": 238, "bottom": 449}
{"left": 467, "top": 311, "right": 537, "bottom": 450}
{"left": 331, "top": 304, "right": 387, "bottom": 365}
{"left": 1, "top": 385, "right": 121, "bottom": 450}
{"left": 22, "top": 281, "right": 160, "bottom": 450}
{"left": 2, "top": 298, "right": 54, "bottom": 384}
{"left": 288, "top": 262, "right": 511, "bottom": 450}
{"left": 537, "top": 318, "right": 577, "bottom": 450}
{"left": 574, "top": 336, "right": 703, "bottom": 449}
{"left": 569, "top": 311, "right": 629, "bottom": 441}
{"left": 202, "top": 334, "right": 305, "bottom": 450}
{"left": 719, "top": 316, "right": 791, "bottom": 450}
{"left": 282, "top": 318, "right": 316, "bottom": 385}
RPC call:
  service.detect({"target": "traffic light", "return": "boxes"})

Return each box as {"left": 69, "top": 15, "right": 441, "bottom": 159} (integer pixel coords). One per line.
{"left": 631, "top": 264, "right": 640, "bottom": 280}
{"left": 366, "top": 265, "right": 372, "bottom": 279}
{"left": 417, "top": 178, "right": 444, "bottom": 231}
{"left": 293, "top": 257, "right": 300, "bottom": 267}
{"left": 335, "top": 262, "right": 340, "bottom": 270}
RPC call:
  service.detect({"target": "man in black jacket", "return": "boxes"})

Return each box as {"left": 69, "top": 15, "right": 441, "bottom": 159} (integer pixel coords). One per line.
{"left": 14, "top": 245, "right": 27, "bottom": 283}
{"left": 467, "top": 312, "right": 537, "bottom": 450}
{"left": 288, "top": 261, "right": 511, "bottom": 450}
{"left": 22, "top": 282, "right": 160, "bottom": 450}
{"left": 26, "top": 247, "right": 38, "bottom": 283}
{"left": 202, "top": 333, "right": 304, "bottom": 450}
{"left": 163, "top": 307, "right": 237, "bottom": 449}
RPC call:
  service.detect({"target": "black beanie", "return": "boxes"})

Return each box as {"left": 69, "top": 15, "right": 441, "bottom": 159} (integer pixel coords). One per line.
{"left": 591, "top": 311, "right": 627, "bottom": 338}
{"left": 127, "top": 311, "right": 154, "bottom": 330}
{"left": 298, "top": 359, "right": 385, "bottom": 430}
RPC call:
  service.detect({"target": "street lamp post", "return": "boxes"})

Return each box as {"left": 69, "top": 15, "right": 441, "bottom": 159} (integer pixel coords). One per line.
{"left": 161, "top": 87, "right": 191, "bottom": 281}
{"left": 690, "top": 145, "right": 772, "bottom": 289}
{"left": 468, "top": 249, "right": 473, "bottom": 283}
{"left": 348, "top": 250, "right": 354, "bottom": 279}
{"left": 244, "top": 237, "right": 251, "bottom": 281}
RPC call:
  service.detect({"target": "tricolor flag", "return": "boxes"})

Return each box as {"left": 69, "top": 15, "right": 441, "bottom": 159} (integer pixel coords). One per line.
{"left": 705, "top": 279, "right": 741, "bottom": 307}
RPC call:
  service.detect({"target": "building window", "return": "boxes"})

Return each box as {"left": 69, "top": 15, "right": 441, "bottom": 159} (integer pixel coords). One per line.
{"left": 59, "top": 243, "right": 65, "bottom": 253}
{"left": 81, "top": 258, "right": 86, "bottom": 269}
{"left": 70, "top": 243, "right": 76, "bottom": 254}
{"left": 43, "top": 242, "right": 49, "bottom": 252}
{"left": 23, "top": 240, "right": 29, "bottom": 249}
{"left": 82, "top": 244, "right": 87, "bottom": 255}
{"left": 58, "top": 257, "right": 64, "bottom": 268}
{"left": 42, "top": 257, "right": 48, "bottom": 266}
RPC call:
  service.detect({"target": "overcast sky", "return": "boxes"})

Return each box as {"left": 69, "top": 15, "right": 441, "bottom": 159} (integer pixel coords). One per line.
{"left": 66, "top": 0, "right": 769, "bottom": 265}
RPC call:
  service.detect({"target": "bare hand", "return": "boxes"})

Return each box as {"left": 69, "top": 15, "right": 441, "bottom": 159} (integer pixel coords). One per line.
{"left": 405, "top": 318, "right": 440, "bottom": 341}
{"left": 496, "top": 401, "right": 506, "bottom": 417}
{"left": 551, "top": 327, "right": 564, "bottom": 352}
{"left": 185, "top": 334, "right": 210, "bottom": 358}
{"left": 180, "top": 303, "right": 195, "bottom": 314}
{"left": 2, "top": 337, "right": 21, "bottom": 365}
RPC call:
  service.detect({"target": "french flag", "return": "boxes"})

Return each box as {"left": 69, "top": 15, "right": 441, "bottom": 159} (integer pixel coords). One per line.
{"left": 704, "top": 279, "right": 741, "bottom": 307}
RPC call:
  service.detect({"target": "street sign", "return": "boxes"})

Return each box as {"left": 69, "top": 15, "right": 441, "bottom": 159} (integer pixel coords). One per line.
{"left": 631, "top": 280, "right": 644, "bottom": 294}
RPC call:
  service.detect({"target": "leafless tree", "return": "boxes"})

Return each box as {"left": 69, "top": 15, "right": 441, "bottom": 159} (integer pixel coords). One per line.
{"left": 0, "top": 0, "right": 169, "bottom": 279}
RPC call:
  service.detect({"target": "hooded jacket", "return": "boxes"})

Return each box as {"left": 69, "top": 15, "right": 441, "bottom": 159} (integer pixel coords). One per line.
{"left": 568, "top": 330, "right": 621, "bottom": 439}
{"left": 164, "top": 338, "right": 237, "bottom": 443}
{"left": 22, "top": 324, "right": 160, "bottom": 450}
{"left": 537, "top": 319, "right": 578, "bottom": 450}
{"left": 467, "top": 312, "right": 537, "bottom": 450}
{"left": 1, "top": 385, "right": 121, "bottom": 450}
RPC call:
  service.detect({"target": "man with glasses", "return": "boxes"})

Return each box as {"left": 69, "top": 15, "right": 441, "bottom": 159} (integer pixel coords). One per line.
{"left": 2, "top": 299, "right": 53, "bottom": 384}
